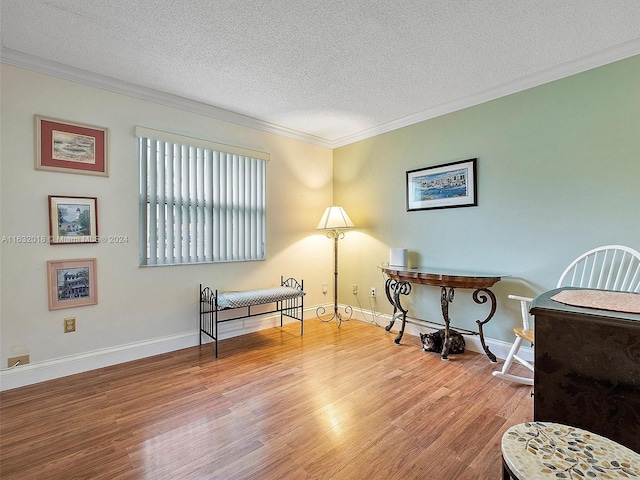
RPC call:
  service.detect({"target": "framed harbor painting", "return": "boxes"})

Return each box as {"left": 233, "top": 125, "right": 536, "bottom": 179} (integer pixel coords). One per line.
{"left": 35, "top": 115, "right": 109, "bottom": 176}
{"left": 406, "top": 158, "right": 477, "bottom": 211}
{"left": 48, "top": 195, "right": 98, "bottom": 244}
{"left": 47, "top": 258, "right": 98, "bottom": 310}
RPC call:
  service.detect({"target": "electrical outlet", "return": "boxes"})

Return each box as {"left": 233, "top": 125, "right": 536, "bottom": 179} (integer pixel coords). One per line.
{"left": 7, "top": 355, "right": 29, "bottom": 368}
{"left": 352, "top": 284, "right": 358, "bottom": 295}
{"left": 322, "top": 282, "right": 328, "bottom": 294}
{"left": 370, "top": 287, "right": 377, "bottom": 298}
{"left": 64, "top": 317, "right": 76, "bottom": 333}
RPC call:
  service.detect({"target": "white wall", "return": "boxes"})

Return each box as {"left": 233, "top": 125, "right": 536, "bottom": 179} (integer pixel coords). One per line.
{"left": 0, "top": 64, "right": 335, "bottom": 389}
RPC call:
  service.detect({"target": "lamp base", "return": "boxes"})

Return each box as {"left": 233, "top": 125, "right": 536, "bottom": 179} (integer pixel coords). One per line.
{"left": 315, "top": 305, "right": 353, "bottom": 328}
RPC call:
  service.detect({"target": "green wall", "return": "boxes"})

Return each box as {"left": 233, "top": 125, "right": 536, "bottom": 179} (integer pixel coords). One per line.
{"left": 333, "top": 55, "right": 640, "bottom": 342}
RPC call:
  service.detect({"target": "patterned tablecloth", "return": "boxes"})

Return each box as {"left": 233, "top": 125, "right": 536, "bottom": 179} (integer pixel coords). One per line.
{"left": 502, "top": 422, "right": 640, "bottom": 479}
{"left": 551, "top": 289, "right": 640, "bottom": 314}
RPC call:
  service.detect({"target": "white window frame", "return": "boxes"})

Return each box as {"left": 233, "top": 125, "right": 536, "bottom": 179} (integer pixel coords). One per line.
{"left": 136, "top": 126, "right": 267, "bottom": 266}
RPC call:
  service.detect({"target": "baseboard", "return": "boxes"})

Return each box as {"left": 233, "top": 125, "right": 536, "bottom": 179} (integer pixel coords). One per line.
{"left": 0, "top": 332, "right": 197, "bottom": 391}
{"left": 1, "top": 303, "right": 528, "bottom": 391}
{"left": 346, "top": 306, "right": 533, "bottom": 363}
{"left": 0, "top": 310, "right": 307, "bottom": 391}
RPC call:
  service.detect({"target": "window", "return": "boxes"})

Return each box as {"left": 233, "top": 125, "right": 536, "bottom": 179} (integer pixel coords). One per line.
{"left": 136, "top": 126, "right": 267, "bottom": 266}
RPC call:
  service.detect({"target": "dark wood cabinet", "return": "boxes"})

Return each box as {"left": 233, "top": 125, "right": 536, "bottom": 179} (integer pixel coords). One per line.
{"left": 531, "top": 287, "right": 640, "bottom": 452}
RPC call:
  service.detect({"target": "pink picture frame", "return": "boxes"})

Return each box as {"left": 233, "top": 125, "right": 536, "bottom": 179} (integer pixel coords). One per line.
{"left": 47, "top": 258, "right": 98, "bottom": 310}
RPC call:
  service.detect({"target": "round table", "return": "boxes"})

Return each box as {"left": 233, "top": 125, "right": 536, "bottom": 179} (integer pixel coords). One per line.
{"left": 501, "top": 422, "right": 640, "bottom": 479}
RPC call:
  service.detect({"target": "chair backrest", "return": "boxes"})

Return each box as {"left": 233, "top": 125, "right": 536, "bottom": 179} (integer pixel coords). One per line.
{"left": 557, "top": 245, "right": 640, "bottom": 293}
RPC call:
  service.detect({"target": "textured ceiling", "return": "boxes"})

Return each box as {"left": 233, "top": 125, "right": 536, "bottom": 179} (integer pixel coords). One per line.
{"left": 2, "top": 1, "right": 640, "bottom": 147}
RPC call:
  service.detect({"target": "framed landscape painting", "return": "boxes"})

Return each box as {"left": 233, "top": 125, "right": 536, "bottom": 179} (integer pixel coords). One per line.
{"left": 49, "top": 195, "right": 98, "bottom": 244}
{"left": 47, "top": 258, "right": 98, "bottom": 310}
{"left": 35, "top": 115, "right": 109, "bottom": 176}
{"left": 406, "top": 158, "right": 477, "bottom": 211}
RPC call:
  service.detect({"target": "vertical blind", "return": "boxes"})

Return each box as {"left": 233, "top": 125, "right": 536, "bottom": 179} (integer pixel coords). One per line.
{"left": 136, "top": 126, "right": 267, "bottom": 266}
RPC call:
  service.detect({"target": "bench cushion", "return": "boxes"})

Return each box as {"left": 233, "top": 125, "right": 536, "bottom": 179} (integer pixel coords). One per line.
{"left": 217, "top": 286, "right": 304, "bottom": 309}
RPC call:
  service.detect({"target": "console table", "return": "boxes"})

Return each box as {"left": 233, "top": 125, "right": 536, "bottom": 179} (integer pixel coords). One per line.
{"left": 380, "top": 265, "right": 504, "bottom": 361}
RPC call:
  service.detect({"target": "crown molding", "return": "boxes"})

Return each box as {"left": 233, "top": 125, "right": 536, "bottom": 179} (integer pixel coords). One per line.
{"left": 3, "top": 40, "right": 640, "bottom": 150}
{"left": 330, "top": 38, "right": 640, "bottom": 148}
{"left": 0, "top": 48, "right": 335, "bottom": 149}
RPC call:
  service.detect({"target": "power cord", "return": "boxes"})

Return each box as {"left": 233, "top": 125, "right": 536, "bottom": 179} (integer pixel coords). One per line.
{"left": 354, "top": 292, "right": 383, "bottom": 328}
{"left": 351, "top": 260, "right": 395, "bottom": 328}
{"left": 0, "top": 359, "right": 22, "bottom": 371}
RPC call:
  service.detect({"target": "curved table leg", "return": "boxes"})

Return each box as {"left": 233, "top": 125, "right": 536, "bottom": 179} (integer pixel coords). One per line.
{"left": 383, "top": 279, "right": 412, "bottom": 344}
{"left": 473, "top": 288, "right": 498, "bottom": 363}
{"left": 384, "top": 278, "right": 398, "bottom": 332}
{"left": 440, "top": 287, "right": 455, "bottom": 360}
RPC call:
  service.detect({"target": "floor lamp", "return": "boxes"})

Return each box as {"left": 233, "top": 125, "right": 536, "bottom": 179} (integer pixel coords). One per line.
{"left": 315, "top": 206, "right": 354, "bottom": 327}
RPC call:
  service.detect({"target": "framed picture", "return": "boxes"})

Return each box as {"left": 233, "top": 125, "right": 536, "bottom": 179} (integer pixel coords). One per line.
{"left": 47, "top": 258, "right": 98, "bottom": 310}
{"left": 406, "top": 158, "right": 477, "bottom": 211}
{"left": 49, "top": 195, "right": 98, "bottom": 244}
{"left": 35, "top": 115, "right": 109, "bottom": 176}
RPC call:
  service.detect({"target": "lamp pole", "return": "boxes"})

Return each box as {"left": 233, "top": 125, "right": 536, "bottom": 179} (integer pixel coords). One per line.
{"left": 315, "top": 206, "right": 354, "bottom": 327}
{"left": 332, "top": 229, "right": 341, "bottom": 322}
{"left": 316, "top": 228, "right": 353, "bottom": 327}
{"left": 326, "top": 228, "right": 352, "bottom": 326}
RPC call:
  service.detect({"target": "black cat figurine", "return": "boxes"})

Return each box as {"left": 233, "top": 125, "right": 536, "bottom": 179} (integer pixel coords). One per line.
{"left": 420, "top": 329, "right": 465, "bottom": 355}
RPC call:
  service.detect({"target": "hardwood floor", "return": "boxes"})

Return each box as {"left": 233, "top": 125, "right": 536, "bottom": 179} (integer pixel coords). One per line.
{"left": 0, "top": 319, "right": 533, "bottom": 479}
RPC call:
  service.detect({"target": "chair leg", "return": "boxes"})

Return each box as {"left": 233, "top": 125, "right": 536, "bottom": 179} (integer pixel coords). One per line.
{"left": 503, "top": 336, "right": 523, "bottom": 372}
{"left": 492, "top": 336, "right": 534, "bottom": 386}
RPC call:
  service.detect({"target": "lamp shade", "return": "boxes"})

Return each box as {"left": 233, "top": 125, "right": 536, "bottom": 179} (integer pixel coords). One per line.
{"left": 316, "top": 206, "right": 355, "bottom": 230}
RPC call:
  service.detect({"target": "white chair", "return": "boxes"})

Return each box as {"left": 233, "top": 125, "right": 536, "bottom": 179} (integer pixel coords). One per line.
{"left": 493, "top": 245, "right": 640, "bottom": 386}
